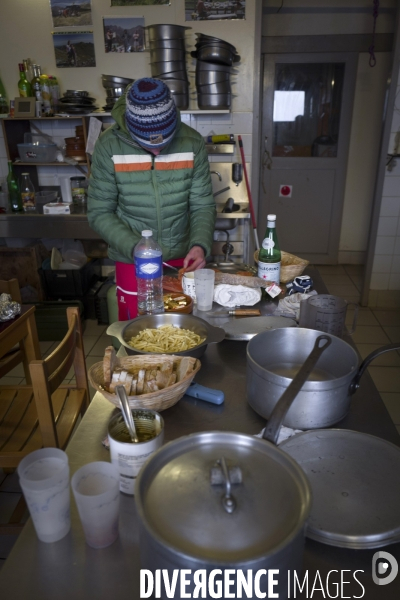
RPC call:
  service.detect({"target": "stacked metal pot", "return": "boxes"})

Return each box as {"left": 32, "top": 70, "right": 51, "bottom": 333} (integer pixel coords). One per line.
{"left": 193, "top": 34, "right": 240, "bottom": 110}
{"left": 101, "top": 74, "right": 134, "bottom": 111}
{"left": 147, "top": 24, "right": 190, "bottom": 110}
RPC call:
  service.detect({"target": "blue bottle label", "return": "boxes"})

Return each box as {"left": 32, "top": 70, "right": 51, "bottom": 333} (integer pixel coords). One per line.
{"left": 135, "top": 256, "right": 162, "bottom": 279}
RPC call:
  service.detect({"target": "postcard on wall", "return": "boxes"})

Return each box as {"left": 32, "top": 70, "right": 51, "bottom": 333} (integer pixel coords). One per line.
{"left": 103, "top": 17, "right": 145, "bottom": 53}
{"left": 50, "top": 0, "right": 93, "bottom": 27}
{"left": 110, "top": 1, "right": 169, "bottom": 6}
{"left": 185, "top": 0, "right": 245, "bottom": 21}
{"left": 53, "top": 31, "right": 96, "bottom": 68}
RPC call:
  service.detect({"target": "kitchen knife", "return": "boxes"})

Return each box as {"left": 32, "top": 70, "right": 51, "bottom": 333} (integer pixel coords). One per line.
{"left": 185, "top": 383, "right": 225, "bottom": 405}
{"left": 206, "top": 309, "right": 261, "bottom": 317}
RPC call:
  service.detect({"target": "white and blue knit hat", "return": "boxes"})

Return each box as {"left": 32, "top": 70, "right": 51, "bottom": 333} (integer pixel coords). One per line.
{"left": 125, "top": 78, "right": 177, "bottom": 150}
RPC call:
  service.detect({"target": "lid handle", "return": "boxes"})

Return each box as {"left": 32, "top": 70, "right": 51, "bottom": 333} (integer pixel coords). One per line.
{"left": 210, "top": 457, "right": 242, "bottom": 514}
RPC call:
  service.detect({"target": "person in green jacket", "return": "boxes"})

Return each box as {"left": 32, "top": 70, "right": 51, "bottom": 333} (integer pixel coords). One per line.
{"left": 87, "top": 78, "right": 216, "bottom": 320}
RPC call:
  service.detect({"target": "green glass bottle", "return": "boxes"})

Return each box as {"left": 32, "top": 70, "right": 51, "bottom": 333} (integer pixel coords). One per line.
{"left": 257, "top": 214, "right": 281, "bottom": 284}
{"left": 18, "top": 63, "right": 32, "bottom": 97}
{"left": 31, "top": 64, "right": 43, "bottom": 102}
{"left": 7, "top": 161, "right": 23, "bottom": 212}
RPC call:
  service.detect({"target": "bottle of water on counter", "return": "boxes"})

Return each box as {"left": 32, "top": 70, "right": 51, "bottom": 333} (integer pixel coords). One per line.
{"left": 134, "top": 230, "right": 164, "bottom": 315}
{"left": 258, "top": 214, "right": 281, "bottom": 284}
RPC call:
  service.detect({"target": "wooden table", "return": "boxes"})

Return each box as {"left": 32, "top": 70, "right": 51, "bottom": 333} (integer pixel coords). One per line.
{"left": 0, "top": 306, "right": 41, "bottom": 383}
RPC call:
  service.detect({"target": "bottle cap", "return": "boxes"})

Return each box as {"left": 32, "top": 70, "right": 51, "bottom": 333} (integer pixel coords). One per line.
{"left": 141, "top": 230, "right": 153, "bottom": 237}
{"left": 267, "top": 214, "right": 276, "bottom": 221}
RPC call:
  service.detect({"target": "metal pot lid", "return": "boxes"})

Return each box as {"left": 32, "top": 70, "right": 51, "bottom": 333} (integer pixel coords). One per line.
{"left": 281, "top": 429, "right": 400, "bottom": 549}
{"left": 136, "top": 431, "right": 311, "bottom": 562}
{"left": 224, "top": 316, "right": 297, "bottom": 341}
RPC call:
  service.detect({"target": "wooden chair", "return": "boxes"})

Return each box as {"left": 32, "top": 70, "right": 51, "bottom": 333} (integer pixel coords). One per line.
{"left": 0, "top": 279, "right": 25, "bottom": 380}
{"left": 0, "top": 306, "right": 90, "bottom": 469}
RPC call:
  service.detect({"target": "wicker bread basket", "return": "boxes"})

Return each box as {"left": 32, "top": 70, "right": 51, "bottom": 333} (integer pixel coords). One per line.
{"left": 254, "top": 250, "right": 309, "bottom": 284}
{"left": 88, "top": 354, "right": 201, "bottom": 411}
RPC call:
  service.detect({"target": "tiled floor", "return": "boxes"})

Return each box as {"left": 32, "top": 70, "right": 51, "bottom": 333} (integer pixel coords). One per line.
{"left": 0, "top": 264, "right": 399, "bottom": 570}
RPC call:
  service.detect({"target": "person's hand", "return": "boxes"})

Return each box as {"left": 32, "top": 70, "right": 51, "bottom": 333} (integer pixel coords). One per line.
{"left": 183, "top": 246, "right": 206, "bottom": 271}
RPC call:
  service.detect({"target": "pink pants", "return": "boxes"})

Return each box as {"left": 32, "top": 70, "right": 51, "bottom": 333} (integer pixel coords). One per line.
{"left": 116, "top": 259, "right": 184, "bottom": 321}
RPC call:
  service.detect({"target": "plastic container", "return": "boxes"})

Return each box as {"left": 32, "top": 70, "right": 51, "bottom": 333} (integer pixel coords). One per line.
{"left": 134, "top": 230, "right": 164, "bottom": 316}
{"left": 63, "top": 249, "right": 87, "bottom": 268}
{"left": 17, "top": 143, "right": 58, "bottom": 163}
{"left": 70, "top": 176, "right": 87, "bottom": 205}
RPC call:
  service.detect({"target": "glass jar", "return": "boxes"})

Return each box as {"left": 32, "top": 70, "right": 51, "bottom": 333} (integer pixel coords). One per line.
{"left": 70, "top": 176, "right": 87, "bottom": 211}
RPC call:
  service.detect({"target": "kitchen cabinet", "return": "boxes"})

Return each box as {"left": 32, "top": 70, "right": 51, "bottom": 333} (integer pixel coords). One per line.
{"left": 1, "top": 115, "right": 92, "bottom": 191}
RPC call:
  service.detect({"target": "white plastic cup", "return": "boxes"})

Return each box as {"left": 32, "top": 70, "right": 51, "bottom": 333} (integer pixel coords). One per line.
{"left": 71, "top": 461, "right": 120, "bottom": 549}
{"left": 59, "top": 176, "right": 73, "bottom": 203}
{"left": 182, "top": 271, "right": 196, "bottom": 303}
{"left": 108, "top": 410, "right": 164, "bottom": 495}
{"left": 194, "top": 269, "right": 215, "bottom": 311}
{"left": 17, "top": 448, "right": 71, "bottom": 543}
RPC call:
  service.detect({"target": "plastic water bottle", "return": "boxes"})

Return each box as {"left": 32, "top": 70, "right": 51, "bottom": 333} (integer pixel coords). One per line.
{"left": 134, "top": 230, "right": 164, "bottom": 315}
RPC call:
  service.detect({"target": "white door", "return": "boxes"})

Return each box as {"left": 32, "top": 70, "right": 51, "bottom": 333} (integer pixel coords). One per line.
{"left": 259, "top": 53, "right": 358, "bottom": 263}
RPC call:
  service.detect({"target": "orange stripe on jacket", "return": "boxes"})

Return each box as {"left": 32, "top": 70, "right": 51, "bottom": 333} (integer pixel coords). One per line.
{"left": 114, "top": 162, "right": 152, "bottom": 172}
{"left": 156, "top": 160, "right": 194, "bottom": 170}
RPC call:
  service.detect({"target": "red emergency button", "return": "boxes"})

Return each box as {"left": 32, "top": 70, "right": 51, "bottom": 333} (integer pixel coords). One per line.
{"left": 279, "top": 185, "right": 292, "bottom": 197}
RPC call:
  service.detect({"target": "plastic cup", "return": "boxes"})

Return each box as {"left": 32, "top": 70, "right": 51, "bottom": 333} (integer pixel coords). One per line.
{"left": 108, "top": 410, "right": 164, "bottom": 495}
{"left": 182, "top": 272, "right": 196, "bottom": 303}
{"left": 71, "top": 461, "right": 120, "bottom": 549}
{"left": 194, "top": 269, "right": 215, "bottom": 311}
{"left": 17, "top": 448, "right": 71, "bottom": 543}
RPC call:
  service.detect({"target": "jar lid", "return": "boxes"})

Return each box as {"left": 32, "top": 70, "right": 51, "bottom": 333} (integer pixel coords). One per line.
{"left": 135, "top": 431, "right": 311, "bottom": 562}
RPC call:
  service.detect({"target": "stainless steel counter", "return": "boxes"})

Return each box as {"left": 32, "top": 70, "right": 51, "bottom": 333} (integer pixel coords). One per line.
{"left": 0, "top": 269, "right": 399, "bottom": 599}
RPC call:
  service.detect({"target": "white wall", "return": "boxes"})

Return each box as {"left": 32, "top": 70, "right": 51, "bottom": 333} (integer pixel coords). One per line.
{"left": 370, "top": 63, "right": 400, "bottom": 292}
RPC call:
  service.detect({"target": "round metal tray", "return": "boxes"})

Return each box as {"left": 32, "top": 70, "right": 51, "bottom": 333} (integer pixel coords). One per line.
{"left": 281, "top": 429, "right": 400, "bottom": 549}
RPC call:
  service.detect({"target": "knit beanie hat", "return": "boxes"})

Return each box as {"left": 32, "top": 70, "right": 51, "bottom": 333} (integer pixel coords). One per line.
{"left": 125, "top": 78, "right": 178, "bottom": 150}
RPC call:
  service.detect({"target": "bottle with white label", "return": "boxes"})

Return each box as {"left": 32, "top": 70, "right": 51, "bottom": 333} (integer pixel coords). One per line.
{"left": 257, "top": 214, "right": 281, "bottom": 284}
{"left": 134, "top": 230, "right": 164, "bottom": 315}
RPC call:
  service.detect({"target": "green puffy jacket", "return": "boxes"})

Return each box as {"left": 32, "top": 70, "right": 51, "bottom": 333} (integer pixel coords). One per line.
{"left": 87, "top": 95, "right": 216, "bottom": 264}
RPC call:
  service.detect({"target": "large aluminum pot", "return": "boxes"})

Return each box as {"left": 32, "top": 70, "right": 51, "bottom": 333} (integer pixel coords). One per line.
{"left": 106, "top": 313, "right": 225, "bottom": 358}
{"left": 247, "top": 327, "right": 400, "bottom": 429}
{"left": 149, "top": 47, "right": 185, "bottom": 63}
{"left": 135, "top": 431, "right": 311, "bottom": 599}
{"left": 145, "top": 24, "right": 191, "bottom": 41}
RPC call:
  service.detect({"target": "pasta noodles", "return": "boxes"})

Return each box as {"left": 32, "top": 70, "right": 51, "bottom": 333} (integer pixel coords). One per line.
{"left": 128, "top": 325, "right": 205, "bottom": 353}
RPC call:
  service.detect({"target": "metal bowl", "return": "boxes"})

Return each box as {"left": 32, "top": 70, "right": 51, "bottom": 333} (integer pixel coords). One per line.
{"left": 195, "top": 60, "right": 232, "bottom": 73}
{"left": 145, "top": 24, "right": 191, "bottom": 42}
{"left": 193, "top": 45, "right": 239, "bottom": 67}
{"left": 196, "top": 71, "right": 231, "bottom": 85}
{"left": 196, "top": 81, "right": 231, "bottom": 94}
{"left": 106, "top": 313, "right": 225, "bottom": 358}
{"left": 197, "top": 92, "right": 231, "bottom": 110}
{"left": 102, "top": 74, "right": 134, "bottom": 86}
{"left": 165, "top": 79, "right": 189, "bottom": 94}
{"left": 150, "top": 60, "right": 187, "bottom": 76}
{"left": 104, "top": 87, "right": 125, "bottom": 98}
{"left": 158, "top": 70, "right": 189, "bottom": 82}
{"left": 150, "top": 48, "right": 186, "bottom": 63}
{"left": 149, "top": 39, "right": 186, "bottom": 51}
{"left": 195, "top": 33, "right": 237, "bottom": 54}
{"left": 65, "top": 89, "right": 89, "bottom": 97}
{"left": 171, "top": 93, "right": 189, "bottom": 110}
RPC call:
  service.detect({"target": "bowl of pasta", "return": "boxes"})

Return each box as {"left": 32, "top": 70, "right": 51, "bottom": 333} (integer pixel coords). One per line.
{"left": 106, "top": 313, "right": 225, "bottom": 358}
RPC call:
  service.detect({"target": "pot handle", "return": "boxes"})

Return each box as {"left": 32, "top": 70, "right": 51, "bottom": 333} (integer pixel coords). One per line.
{"left": 106, "top": 320, "right": 127, "bottom": 341}
{"left": 349, "top": 342, "right": 400, "bottom": 394}
{"left": 262, "top": 335, "right": 332, "bottom": 446}
{"left": 210, "top": 457, "right": 241, "bottom": 514}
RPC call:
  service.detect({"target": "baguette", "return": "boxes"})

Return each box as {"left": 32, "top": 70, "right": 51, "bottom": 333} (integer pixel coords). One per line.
{"left": 104, "top": 346, "right": 118, "bottom": 386}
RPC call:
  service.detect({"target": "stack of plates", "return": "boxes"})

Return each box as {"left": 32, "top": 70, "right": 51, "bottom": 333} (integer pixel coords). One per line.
{"left": 58, "top": 90, "right": 98, "bottom": 115}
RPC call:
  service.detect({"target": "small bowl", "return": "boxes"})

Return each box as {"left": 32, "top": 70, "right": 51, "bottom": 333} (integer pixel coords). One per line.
{"left": 163, "top": 292, "right": 193, "bottom": 314}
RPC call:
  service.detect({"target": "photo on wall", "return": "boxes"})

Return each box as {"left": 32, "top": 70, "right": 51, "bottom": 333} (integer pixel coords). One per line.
{"left": 50, "top": 0, "right": 93, "bottom": 27}
{"left": 103, "top": 17, "right": 145, "bottom": 53}
{"left": 53, "top": 31, "right": 96, "bottom": 67}
{"left": 110, "top": 1, "right": 169, "bottom": 6}
{"left": 185, "top": 0, "right": 245, "bottom": 21}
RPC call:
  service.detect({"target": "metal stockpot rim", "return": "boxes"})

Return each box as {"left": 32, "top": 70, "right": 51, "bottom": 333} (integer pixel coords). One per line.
{"left": 247, "top": 328, "right": 359, "bottom": 391}
{"left": 135, "top": 431, "right": 312, "bottom": 565}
